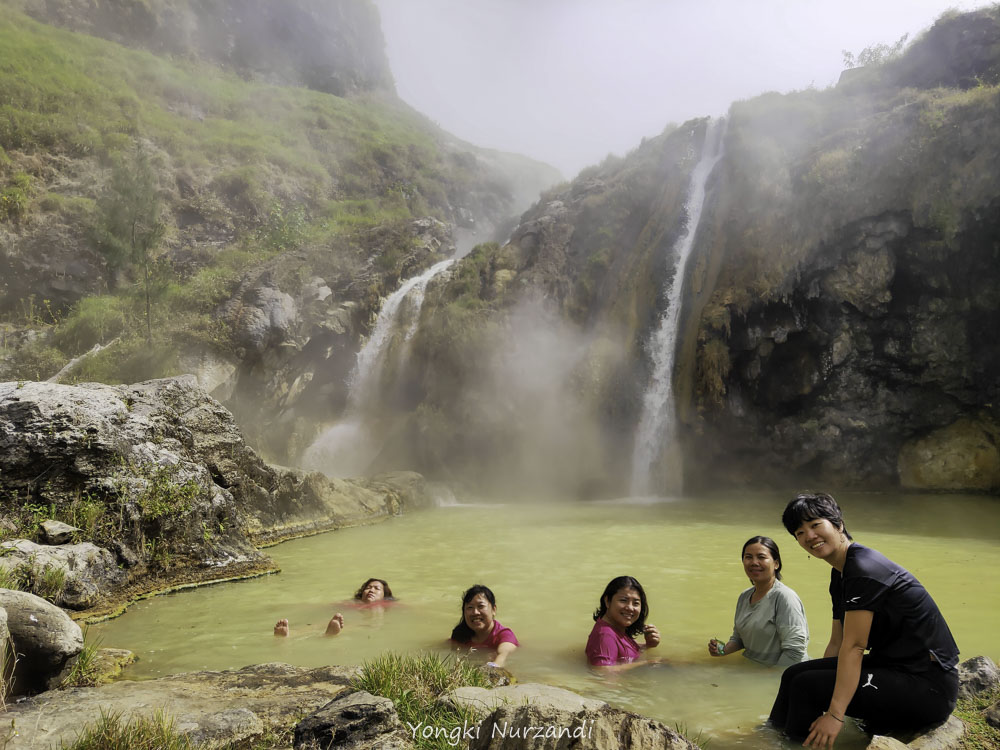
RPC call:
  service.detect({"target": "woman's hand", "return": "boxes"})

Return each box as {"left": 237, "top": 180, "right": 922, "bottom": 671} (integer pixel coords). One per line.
{"left": 708, "top": 638, "right": 725, "bottom": 657}
{"left": 643, "top": 624, "right": 661, "bottom": 649}
{"left": 804, "top": 712, "right": 843, "bottom": 749}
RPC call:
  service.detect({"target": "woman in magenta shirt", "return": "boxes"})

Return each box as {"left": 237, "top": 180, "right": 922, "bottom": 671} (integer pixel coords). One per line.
{"left": 586, "top": 576, "right": 662, "bottom": 670}
{"left": 450, "top": 584, "right": 519, "bottom": 668}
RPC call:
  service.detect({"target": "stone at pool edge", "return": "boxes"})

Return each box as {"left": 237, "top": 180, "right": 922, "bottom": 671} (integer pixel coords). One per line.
{"left": 0, "top": 588, "right": 83, "bottom": 693}
{"left": 294, "top": 690, "right": 412, "bottom": 750}
{"left": 957, "top": 654, "right": 1000, "bottom": 700}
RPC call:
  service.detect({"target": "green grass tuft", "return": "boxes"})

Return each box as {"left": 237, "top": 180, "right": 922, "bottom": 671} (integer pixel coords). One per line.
{"left": 353, "top": 652, "right": 491, "bottom": 750}
{"left": 61, "top": 708, "right": 194, "bottom": 750}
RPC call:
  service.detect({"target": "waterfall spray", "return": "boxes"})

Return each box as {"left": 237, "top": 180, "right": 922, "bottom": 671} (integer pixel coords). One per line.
{"left": 303, "top": 257, "right": 455, "bottom": 476}
{"left": 630, "top": 119, "right": 726, "bottom": 496}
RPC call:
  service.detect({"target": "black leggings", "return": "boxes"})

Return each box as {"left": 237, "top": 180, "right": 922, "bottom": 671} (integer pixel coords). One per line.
{"left": 769, "top": 656, "right": 958, "bottom": 738}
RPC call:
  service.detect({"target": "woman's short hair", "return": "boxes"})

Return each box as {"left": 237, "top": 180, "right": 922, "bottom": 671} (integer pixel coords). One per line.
{"left": 592, "top": 576, "right": 648, "bottom": 638}
{"left": 781, "top": 492, "right": 852, "bottom": 540}
{"left": 742, "top": 535, "right": 783, "bottom": 580}
{"left": 353, "top": 578, "right": 394, "bottom": 600}
{"left": 450, "top": 584, "right": 496, "bottom": 643}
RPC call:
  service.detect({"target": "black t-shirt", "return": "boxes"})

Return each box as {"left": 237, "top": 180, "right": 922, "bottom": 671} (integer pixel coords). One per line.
{"left": 830, "top": 543, "right": 959, "bottom": 672}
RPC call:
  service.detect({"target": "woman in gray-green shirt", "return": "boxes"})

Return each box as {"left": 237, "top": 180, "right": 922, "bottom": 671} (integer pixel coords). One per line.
{"left": 707, "top": 536, "right": 809, "bottom": 668}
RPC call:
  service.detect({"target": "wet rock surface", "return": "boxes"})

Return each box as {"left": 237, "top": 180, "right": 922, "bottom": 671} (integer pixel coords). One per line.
{"left": 2, "top": 662, "right": 356, "bottom": 749}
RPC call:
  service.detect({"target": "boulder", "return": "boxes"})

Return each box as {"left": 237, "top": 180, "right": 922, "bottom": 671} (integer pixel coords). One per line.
{"left": 0, "top": 540, "right": 125, "bottom": 609}
{"left": 985, "top": 699, "right": 1000, "bottom": 730}
{"left": 866, "top": 737, "right": 909, "bottom": 750}
{"left": 442, "top": 683, "right": 604, "bottom": 718}
{"left": 958, "top": 655, "right": 1000, "bottom": 700}
{"left": 898, "top": 417, "right": 1000, "bottom": 491}
{"left": 40, "top": 520, "right": 79, "bottom": 545}
{"left": 906, "top": 715, "right": 965, "bottom": 749}
{"left": 0, "top": 606, "right": 8, "bottom": 697}
{"left": 456, "top": 684, "right": 698, "bottom": 750}
{"left": 2, "top": 662, "right": 355, "bottom": 749}
{"left": 294, "top": 690, "right": 412, "bottom": 750}
{"left": 0, "top": 589, "right": 83, "bottom": 693}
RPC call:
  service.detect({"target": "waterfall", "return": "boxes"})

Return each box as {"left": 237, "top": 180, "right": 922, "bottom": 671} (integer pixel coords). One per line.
{"left": 303, "top": 258, "right": 455, "bottom": 476}
{"left": 630, "top": 119, "right": 726, "bottom": 496}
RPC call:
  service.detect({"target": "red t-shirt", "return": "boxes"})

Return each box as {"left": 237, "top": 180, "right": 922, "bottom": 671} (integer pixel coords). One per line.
{"left": 452, "top": 620, "right": 520, "bottom": 652}
{"left": 586, "top": 619, "right": 640, "bottom": 665}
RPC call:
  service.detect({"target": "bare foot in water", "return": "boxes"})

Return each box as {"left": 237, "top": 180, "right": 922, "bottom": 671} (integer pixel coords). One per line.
{"left": 274, "top": 618, "right": 290, "bottom": 637}
{"left": 324, "top": 613, "right": 345, "bottom": 636}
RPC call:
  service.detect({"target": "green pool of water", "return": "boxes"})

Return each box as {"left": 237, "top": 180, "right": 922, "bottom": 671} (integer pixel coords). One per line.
{"left": 90, "top": 492, "right": 1000, "bottom": 748}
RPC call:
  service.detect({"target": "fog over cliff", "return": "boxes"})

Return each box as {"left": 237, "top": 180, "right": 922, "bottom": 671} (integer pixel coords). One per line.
{"left": 375, "top": 0, "right": 983, "bottom": 177}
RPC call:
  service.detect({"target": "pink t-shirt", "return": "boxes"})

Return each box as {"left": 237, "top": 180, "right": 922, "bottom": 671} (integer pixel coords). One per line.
{"left": 586, "top": 619, "right": 640, "bottom": 666}
{"left": 452, "top": 620, "right": 520, "bottom": 652}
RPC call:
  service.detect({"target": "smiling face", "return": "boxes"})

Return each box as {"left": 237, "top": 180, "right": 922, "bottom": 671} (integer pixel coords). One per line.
{"left": 742, "top": 542, "right": 778, "bottom": 585}
{"left": 794, "top": 517, "right": 849, "bottom": 564}
{"left": 360, "top": 580, "right": 385, "bottom": 602}
{"left": 601, "top": 586, "right": 643, "bottom": 634}
{"left": 463, "top": 593, "right": 496, "bottom": 638}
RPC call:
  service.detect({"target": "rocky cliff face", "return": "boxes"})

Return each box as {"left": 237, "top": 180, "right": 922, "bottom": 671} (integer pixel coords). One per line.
{"left": 685, "top": 9, "right": 1000, "bottom": 492}
{"left": 370, "top": 8, "right": 1000, "bottom": 495}
{"left": 0, "top": 376, "right": 433, "bottom": 615}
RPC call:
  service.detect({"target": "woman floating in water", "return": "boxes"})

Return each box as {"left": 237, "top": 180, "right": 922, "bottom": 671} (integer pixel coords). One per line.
{"left": 449, "top": 584, "right": 519, "bottom": 668}
{"left": 274, "top": 577, "right": 395, "bottom": 637}
{"left": 707, "top": 536, "right": 809, "bottom": 667}
{"left": 769, "top": 493, "right": 959, "bottom": 748}
{"left": 586, "top": 576, "right": 662, "bottom": 670}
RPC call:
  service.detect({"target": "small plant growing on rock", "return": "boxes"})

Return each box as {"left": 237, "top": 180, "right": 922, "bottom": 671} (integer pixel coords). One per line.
{"left": 34, "top": 563, "right": 67, "bottom": 602}
{"left": 60, "top": 632, "right": 103, "bottom": 688}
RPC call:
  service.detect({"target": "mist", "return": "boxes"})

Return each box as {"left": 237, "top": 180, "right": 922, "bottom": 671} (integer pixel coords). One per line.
{"left": 374, "top": 0, "right": 983, "bottom": 177}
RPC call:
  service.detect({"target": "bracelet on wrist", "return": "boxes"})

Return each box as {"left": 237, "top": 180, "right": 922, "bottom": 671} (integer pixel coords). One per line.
{"left": 823, "top": 711, "right": 845, "bottom": 723}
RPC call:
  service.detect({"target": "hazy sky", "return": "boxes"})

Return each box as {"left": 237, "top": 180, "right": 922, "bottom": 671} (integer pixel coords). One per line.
{"left": 373, "top": 0, "right": 983, "bottom": 177}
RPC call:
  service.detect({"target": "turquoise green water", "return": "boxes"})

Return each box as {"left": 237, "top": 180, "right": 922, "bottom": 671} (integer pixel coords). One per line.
{"left": 90, "top": 492, "right": 1000, "bottom": 749}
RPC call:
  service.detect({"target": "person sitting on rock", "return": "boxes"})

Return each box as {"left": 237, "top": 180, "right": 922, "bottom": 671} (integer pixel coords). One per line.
{"left": 449, "top": 584, "right": 519, "bottom": 668}
{"left": 274, "top": 577, "right": 395, "bottom": 637}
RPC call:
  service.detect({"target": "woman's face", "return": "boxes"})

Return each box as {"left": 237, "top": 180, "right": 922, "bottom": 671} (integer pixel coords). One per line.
{"left": 602, "top": 586, "right": 642, "bottom": 633}
{"left": 742, "top": 543, "right": 778, "bottom": 585}
{"left": 361, "top": 580, "right": 385, "bottom": 602}
{"left": 794, "top": 517, "right": 845, "bottom": 560}
{"left": 463, "top": 593, "right": 496, "bottom": 636}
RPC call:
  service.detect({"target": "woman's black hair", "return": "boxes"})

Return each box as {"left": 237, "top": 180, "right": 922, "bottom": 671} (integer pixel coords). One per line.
{"left": 592, "top": 576, "right": 648, "bottom": 639}
{"left": 450, "top": 584, "right": 496, "bottom": 643}
{"left": 353, "top": 578, "right": 394, "bottom": 600}
{"left": 742, "top": 535, "right": 783, "bottom": 581}
{"left": 781, "top": 492, "right": 853, "bottom": 540}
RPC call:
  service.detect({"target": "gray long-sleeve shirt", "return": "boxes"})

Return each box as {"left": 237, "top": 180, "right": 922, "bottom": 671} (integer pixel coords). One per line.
{"left": 729, "top": 579, "right": 810, "bottom": 667}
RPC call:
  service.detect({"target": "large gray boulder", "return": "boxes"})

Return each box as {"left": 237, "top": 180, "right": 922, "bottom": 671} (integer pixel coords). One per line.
{"left": 0, "top": 589, "right": 83, "bottom": 693}
{"left": 294, "top": 690, "right": 412, "bottom": 750}
{"left": 958, "top": 655, "right": 1000, "bottom": 700}
{"left": 0, "top": 540, "right": 125, "bottom": 609}
{"left": 448, "top": 683, "right": 699, "bottom": 750}
{"left": 2, "top": 662, "right": 355, "bottom": 749}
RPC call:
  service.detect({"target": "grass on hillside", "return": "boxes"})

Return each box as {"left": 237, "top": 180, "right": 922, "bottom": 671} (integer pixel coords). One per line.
{"left": 0, "top": 2, "right": 493, "bottom": 383}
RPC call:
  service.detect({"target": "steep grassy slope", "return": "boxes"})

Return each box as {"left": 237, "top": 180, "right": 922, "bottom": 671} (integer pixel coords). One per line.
{"left": 0, "top": 3, "right": 558, "bottom": 401}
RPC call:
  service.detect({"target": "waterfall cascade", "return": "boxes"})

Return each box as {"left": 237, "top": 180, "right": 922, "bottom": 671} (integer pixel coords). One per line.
{"left": 303, "top": 258, "right": 455, "bottom": 475}
{"left": 630, "top": 119, "right": 726, "bottom": 496}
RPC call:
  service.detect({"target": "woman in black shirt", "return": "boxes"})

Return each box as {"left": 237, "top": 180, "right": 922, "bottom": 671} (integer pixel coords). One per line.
{"left": 769, "top": 492, "right": 959, "bottom": 748}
